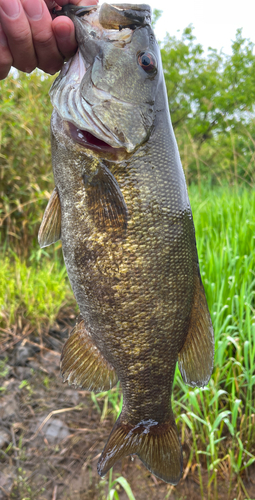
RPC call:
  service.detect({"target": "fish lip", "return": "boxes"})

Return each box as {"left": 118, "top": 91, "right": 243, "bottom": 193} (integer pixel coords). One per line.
{"left": 68, "top": 122, "right": 123, "bottom": 153}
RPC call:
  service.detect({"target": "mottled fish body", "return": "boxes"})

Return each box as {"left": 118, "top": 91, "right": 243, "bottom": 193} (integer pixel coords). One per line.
{"left": 39, "top": 3, "right": 214, "bottom": 484}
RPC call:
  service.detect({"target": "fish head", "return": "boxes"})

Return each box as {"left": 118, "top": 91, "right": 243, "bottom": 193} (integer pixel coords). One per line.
{"left": 50, "top": 3, "right": 163, "bottom": 155}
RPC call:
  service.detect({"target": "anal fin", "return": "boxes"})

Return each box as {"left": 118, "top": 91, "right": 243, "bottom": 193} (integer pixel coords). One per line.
{"left": 97, "top": 413, "right": 182, "bottom": 485}
{"left": 38, "top": 187, "right": 61, "bottom": 248}
{"left": 178, "top": 269, "right": 214, "bottom": 387}
{"left": 60, "top": 318, "right": 118, "bottom": 392}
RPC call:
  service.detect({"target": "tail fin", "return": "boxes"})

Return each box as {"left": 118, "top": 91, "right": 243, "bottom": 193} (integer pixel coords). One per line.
{"left": 97, "top": 414, "right": 182, "bottom": 485}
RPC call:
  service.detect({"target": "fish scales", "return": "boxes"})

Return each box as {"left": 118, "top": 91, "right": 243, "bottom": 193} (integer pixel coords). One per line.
{"left": 39, "top": 2, "right": 214, "bottom": 485}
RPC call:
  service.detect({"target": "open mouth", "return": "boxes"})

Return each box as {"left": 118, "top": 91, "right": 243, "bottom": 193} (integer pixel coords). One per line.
{"left": 50, "top": 22, "right": 133, "bottom": 151}
{"left": 69, "top": 123, "right": 116, "bottom": 152}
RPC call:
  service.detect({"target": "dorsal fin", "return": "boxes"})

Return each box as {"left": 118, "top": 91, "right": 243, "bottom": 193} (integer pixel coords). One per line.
{"left": 38, "top": 187, "right": 61, "bottom": 248}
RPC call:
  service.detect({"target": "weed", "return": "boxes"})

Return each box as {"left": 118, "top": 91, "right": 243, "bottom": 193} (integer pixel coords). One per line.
{"left": 12, "top": 467, "right": 45, "bottom": 499}
{"left": 0, "top": 250, "right": 75, "bottom": 332}
{"left": 100, "top": 468, "right": 136, "bottom": 500}
{"left": 0, "top": 358, "right": 9, "bottom": 393}
{"left": 43, "top": 375, "right": 50, "bottom": 389}
{"left": 0, "top": 358, "right": 9, "bottom": 378}
{"left": 19, "top": 379, "right": 33, "bottom": 397}
{"left": 91, "top": 383, "right": 123, "bottom": 422}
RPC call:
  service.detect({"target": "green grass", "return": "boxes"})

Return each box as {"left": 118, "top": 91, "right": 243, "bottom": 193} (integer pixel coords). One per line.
{"left": 173, "top": 185, "right": 255, "bottom": 496}
{"left": 0, "top": 72, "right": 54, "bottom": 253}
{"left": 1, "top": 186, "right": 254, "bottom": 498}
{"left": 99, "top": 468, "right": 137, "bottom": 500}
{"left": 0, "top": 247, "right": 74, "bottom": 331}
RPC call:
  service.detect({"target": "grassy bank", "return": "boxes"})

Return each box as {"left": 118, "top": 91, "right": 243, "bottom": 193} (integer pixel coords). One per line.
{"left": 0, "top": 185, "right": 254, "bottom": 498}
{"left": 0, "top": 247, "right": 74, "bottom": 332}
{"left": 176, "top": 186, "right": 255, "bottom": 496}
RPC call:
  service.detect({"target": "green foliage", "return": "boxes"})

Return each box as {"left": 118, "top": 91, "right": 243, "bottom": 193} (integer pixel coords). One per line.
{"left": 163, "top": 28, "right": 255, "bottom": 135}
{"left": 12, "top": 467, "right": 45, "bottom": 500}
{"left": 0, "top": 250, "right": 74, "bottom": 331}
{"left": 91, "top": 382, "right": 123, "bottom": 422}
{"left": 174, "top": 185, "right": 255, "bottom": 490}
{"left": 100, "top": 468, "right": 136, "bottom": 500}
{"left": 0, "top": 358, "right": 9, "bottom": 380}
{"left": 151, "top": 8, "right": 162, "bottom": 29}
{"left": 0, "top": 71, "right": 54, "bottom": 252}
{"left": 162, "top": 28, "right": 255, "bottom": 185}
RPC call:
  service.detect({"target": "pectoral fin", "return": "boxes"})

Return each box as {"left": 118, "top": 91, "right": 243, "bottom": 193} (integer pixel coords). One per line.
{"left": 38, "top": 188, "right": 61, "bottom": 248}
{"left": 178, "top": 269, "right": 214, "bottom": 387}
{"left": 83, "top": 164, "right": 128, "bottom": 235}
{"left": 61, "top": 318, "right": 118, "bottom": 392}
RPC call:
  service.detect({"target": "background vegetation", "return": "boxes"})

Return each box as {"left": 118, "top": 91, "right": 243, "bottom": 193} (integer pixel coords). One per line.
{"left": 0, "top": 22, "right": 254, "bottom": 500}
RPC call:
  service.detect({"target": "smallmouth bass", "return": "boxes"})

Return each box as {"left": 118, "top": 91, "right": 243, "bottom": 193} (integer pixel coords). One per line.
{"left": 39, "top": 2, "right": 214, "bottom": 484}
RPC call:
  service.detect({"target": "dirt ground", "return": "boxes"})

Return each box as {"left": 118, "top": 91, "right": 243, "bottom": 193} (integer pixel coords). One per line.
{"left": 0, "top": 314, "right": 254, "bottom": 500}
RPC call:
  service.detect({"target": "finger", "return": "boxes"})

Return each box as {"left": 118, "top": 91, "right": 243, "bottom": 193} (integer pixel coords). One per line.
{"left": 0, "top": 0, "right": 37, "bottom": 73}
{"left": 56, "top": 0, "right": 99, "bottom": 6}
{"left": 0, "top": 22, "right": 13, "bottom": 79}
{"left": 44, "top": 1, "right": 58, "bottom": 8}
{"left": 52, "top": 16, "right": 77, "bottom": 60}
{"left": 51, "top": 0, "right": 99, "bottom": 60}
{"left": 21, "top": 0, "right": 64, "bottom": 74}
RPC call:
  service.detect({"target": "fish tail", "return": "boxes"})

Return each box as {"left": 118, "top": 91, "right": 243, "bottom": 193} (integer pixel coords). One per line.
{"left": 97, "top": 413, "right": 182, "bottom": 485}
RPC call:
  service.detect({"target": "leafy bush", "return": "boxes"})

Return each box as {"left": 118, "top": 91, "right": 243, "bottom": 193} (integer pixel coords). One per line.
{"left": 0, "top": 71, "right": 54, "bottom": 253}
{"left": 162, "top": 28, "right": 255, "bottom": 186}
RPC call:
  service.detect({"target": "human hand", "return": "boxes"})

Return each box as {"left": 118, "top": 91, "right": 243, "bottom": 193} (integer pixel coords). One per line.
{"left": 0, "top": 0, "right": 99, "bottom": 79}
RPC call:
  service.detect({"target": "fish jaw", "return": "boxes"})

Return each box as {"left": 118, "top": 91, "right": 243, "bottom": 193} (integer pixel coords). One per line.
{"left": 99, "top": 3, "right": 152, "bottom": 29}
{"left": 50, "top": 51, "right": 126, "bottom": 151}
{"left": 49, "top": 5, "right": 161, "bottom": 153}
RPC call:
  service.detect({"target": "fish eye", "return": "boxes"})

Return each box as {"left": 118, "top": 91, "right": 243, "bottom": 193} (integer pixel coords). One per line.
{"left": 138, "top": 52, "right": 157, "bottom": 73}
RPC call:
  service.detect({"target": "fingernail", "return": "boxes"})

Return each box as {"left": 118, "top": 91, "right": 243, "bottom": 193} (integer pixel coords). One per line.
{"left": 22, "top": 0, "right": 43, "bottom": 20}
{"left": 0, "top": 0, "right": 21, "bottom": 19}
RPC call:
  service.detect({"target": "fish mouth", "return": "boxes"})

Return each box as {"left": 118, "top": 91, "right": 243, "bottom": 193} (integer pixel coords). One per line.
{"left": 68, "top": 122, "right": 118, "bottom": 153}
{"left": 50, "top": 6, "right": 138, "bottom": 153}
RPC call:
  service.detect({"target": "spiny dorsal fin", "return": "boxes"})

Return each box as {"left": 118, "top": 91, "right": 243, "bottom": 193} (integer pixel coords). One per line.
{"left": 178, "top": 269, "right": 214, "bottom": 387}
{"left": 60, "top": 318, "right": 118, "bottom": 393}
{"left": 97, "top": 413, "right": 182, "bottom": 485}
{"left": 38, "top": 187, "right": 61, "bottom": 248}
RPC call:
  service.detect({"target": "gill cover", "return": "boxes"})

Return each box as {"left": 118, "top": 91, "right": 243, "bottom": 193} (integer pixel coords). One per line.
{"left": 49, "top": 3, "right": 162, "bottom": 152}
